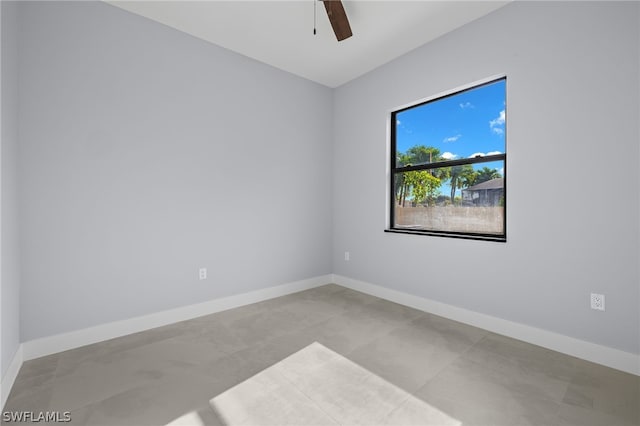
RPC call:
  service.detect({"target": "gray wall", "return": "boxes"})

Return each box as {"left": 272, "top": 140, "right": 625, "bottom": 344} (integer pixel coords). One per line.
{"left": 1, "top": 0, "right": 21, "bottom": 376}
{"left": 332, "top": 1, "right": 640, "bottom": 354}
{"left": 10, "top": 1, "right": 640, "bottom": 358}
{"left": 18, "top": 1, "right": 333, "bottom": 341}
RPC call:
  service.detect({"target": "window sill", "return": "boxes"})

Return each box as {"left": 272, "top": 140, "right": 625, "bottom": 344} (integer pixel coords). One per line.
{"left": 384, "top": 228, "right": 506, "bottom": 243}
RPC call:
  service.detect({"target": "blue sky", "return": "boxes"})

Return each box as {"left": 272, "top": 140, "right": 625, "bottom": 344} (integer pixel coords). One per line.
{"left": 395, "top": 79, "right": 505, "bottom": 199}
{"left": 395, "top": 79, "right": 505, "bottom": 164}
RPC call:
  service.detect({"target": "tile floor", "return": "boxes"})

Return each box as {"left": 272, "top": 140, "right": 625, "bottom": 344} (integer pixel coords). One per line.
{"left": 2, "top": 284, "right": 639, "bottom": 425}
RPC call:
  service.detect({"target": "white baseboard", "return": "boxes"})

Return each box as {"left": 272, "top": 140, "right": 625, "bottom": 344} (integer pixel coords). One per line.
{"left": 22, "top": 275, "right": 332, "bottom": 361}
{"left": 1, "top": 344, "right": 24, "bottom": 410}
{"left": 332, "top": 274, "right": 640, "bottom": 376}
{"left": 17, "top": 273, "right": 639, "bottom": 377}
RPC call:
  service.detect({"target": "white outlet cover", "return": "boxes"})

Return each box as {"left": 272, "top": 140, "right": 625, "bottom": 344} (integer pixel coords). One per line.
{"left": 590, "top": 293, "right": 605, "bottom": 311}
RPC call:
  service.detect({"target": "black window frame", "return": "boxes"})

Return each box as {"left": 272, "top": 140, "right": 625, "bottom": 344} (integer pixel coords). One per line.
{"left": 387, "top": 77, "right": 507, "bottom": 242}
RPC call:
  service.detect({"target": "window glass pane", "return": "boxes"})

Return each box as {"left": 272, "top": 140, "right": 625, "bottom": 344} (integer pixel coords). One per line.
{"left": 395, "top": 79, "right": 505, "bottom": 168}
{"left": 393, "top": 160, "right": 505, "bottom": 235}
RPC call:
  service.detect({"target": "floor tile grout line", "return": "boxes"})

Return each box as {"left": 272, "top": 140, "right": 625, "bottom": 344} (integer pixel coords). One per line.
{"left": 412, "top": 329, "right": 490, "bottom": 398}
{"left": 469, "top": 332, "right": 581, "bottom": 405}
{"left": 272, "top": 345, "right": 416, "bottom": 426}
{"left": 6, "top": 284, "right": 639, "bottom": 426}
{"left": 271, "top": 357, "right": 343, "bottom": 426}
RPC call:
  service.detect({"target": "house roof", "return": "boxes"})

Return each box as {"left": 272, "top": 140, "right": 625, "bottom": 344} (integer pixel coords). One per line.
{"left": 464, "top": 178, "right": 503, "bottom": 191}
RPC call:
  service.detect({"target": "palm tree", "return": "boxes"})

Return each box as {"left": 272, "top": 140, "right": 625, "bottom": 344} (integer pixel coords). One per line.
{"left": 449, "top": 164, "right": 475, "bottom": 203}
{"left": 395, "top": 153, "right": 412, "bottom": 206}
{"left": 397, "top": 145, "right": 448, "bottom": 206}
{"left": 475, "top": 166, "right": 502, "bottom": 184}
{"left": 406, "top": 145, "right": 449, "bottom": 182}
{"left": 406, "top": 145, "right": 440, "bottom": 165}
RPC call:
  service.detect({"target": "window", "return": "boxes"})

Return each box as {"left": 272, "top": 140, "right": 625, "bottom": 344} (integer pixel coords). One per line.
{"left": 388, "top": 77, "right": 506, "bottom": 242}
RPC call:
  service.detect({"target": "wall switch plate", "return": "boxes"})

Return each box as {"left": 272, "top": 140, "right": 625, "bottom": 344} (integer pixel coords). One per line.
{"left": 199, "top": 268, "right": 207, "bottom": 280}
{"left": 344, "top": 251, "right": 350, "bottom": 261}
{"left": 590, "top": 293, "right": 605, "bottom": 311}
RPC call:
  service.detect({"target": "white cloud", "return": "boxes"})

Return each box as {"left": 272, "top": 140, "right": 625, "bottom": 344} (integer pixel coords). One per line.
{"left": 491, "top": 110, "right": 505, "bottom": 126}
{"left": 441, "top": 152, "right": 457, "bottom": 160}
{"left": 489, "top": 110, "right": 505, "bottom": 134}
{"left": 459, "top": 102, "right": 474, "bottom": 109}
{"left": 443, "top": 134, "right": 461, "bottom": 143}
{"left": 468, "top": 151, "right": 502, "bottom": 158}
{"left": 396, "top": 119, "right": 401, "bottom": 125}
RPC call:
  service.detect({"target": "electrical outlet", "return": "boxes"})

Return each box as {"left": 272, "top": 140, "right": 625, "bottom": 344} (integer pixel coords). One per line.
{"left": 344, "top": 251, "right": 350, "bottom": 261}
{"left": 199, "top": 268, "right": 207, "bottom": 280}
{"left": 590, "top": 293, "right": 605, "bottom": 311}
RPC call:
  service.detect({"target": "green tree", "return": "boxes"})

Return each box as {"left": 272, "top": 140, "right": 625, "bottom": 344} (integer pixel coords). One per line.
{"left": 404, "top": 171, "right": 441, "bottom": 206}
{"left": 395, "top": 153, "right": 412, "bottom": 206}
{"left": 406, "top": 145, "right": 450, "bottom": 181}
{"left": 475, "top": 167, "right": 502, "bottom": 184}
{"left": 396, "top": 145, "right": 447, "bottom": 206}
{"left": 406, "top": 146, "right": 441, "bottom": 165}
{"left": 449, "top": 164, "right": 475, "bottom": 203}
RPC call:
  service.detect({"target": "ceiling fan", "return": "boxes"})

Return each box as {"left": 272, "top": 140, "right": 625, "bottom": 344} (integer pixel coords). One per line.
{"left": 321, "top": 0, "right": 352, "bottom": 42}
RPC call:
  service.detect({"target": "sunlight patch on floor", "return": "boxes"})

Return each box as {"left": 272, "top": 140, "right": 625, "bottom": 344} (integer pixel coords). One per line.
{"left": 166, "top": 410, "right": 207, "bottom": 426}
{"left": 206, "top": 342, "right": 460, "bottom": 426}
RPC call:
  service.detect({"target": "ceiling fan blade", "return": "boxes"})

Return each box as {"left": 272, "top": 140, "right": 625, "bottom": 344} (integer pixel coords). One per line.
{"left": 323, "top": 0, "right": 352, "bottom": 42}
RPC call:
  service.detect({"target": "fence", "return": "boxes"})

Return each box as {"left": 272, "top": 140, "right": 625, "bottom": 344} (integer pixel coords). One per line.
{"left": 395, "top": 206, "right": 503, "bottom": 234}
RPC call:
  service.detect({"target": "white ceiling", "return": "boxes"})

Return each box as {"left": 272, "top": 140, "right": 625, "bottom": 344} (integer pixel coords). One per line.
{"left": 107, "top": 1, "right": 510, "bottom": 88}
